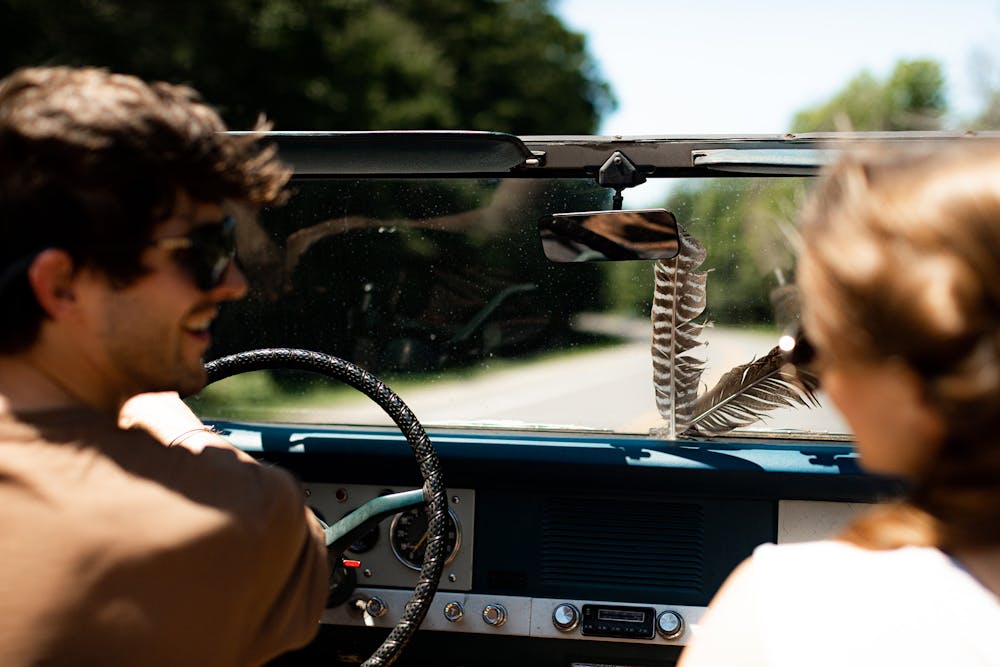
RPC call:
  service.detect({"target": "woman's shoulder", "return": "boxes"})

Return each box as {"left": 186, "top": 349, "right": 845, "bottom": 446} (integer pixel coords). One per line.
{"left": 753, "top": 538, "right": 940, "bottom": 564}
{"left": 682, "top": 540, "right": 999, "bottom": 667}
{"left": 751, "top": 540, "right": 990, "bottom": 600}
{"left": 746, "top": 540, "right": 998, "bottom": 660}
{"left": 754, "top": 539, "right": 969, "bottom": 578}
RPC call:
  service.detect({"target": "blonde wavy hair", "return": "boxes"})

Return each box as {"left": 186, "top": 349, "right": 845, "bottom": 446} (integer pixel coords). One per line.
{"left": 797, "top": 144, "right": 1000, "bottom": 550}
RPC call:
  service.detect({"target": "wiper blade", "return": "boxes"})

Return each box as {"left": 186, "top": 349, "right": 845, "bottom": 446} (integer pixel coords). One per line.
{"left": 692, "top": 148, "right": 839, "bottom": 174}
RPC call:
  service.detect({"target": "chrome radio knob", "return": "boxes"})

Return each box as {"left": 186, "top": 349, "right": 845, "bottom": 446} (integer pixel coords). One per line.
{"left": 482, "top": 603, "right": 507, "bottom": 627}
{"left": 551, "top": 603, "right": 580, "bottom": 632}
{"left": 443, "top": 601, "right": 464, "bottom": 622}
{"left": 364, "top": 596, "right": 388, "bottom": 618}
{"left": 656, "top": 610, "right": 684, "bottom": 640}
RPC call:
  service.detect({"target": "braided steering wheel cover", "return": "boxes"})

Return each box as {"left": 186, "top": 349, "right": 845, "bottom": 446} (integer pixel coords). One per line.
{"left": 204, "top": 348, "right": 447, "bottom": 667}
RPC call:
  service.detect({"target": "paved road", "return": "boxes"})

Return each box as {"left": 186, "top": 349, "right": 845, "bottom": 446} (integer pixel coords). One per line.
{"left": 308, "top": 315, "right": 849, "bottom": 438}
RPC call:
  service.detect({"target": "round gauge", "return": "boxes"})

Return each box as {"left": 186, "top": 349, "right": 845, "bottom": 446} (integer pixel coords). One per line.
{"left": 389, "top": 506, "right": 460, "bottom": 570}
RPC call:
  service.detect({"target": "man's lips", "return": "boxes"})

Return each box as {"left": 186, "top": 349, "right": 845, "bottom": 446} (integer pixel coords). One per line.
{"left": 182, "top": 315, "right": 214, "bottom": 342}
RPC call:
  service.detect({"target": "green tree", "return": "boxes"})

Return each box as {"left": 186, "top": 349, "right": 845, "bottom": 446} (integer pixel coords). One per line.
{"left": 963, "top": 46, "right": 1000, "bottom": 130}
{"left": 650, "top": 59, "right": 949, "bottom": 326}
{"left": 0, "top": 0, "right": 614, "bottom": 133}
{"left": 969, "top": 88, "right": 1000, "bottom": 130}
{"left": 665, "top": 178, "right": 798, "bottom": 325}
{"left": 791, "top": 59, "right": 946, "bottom": 132}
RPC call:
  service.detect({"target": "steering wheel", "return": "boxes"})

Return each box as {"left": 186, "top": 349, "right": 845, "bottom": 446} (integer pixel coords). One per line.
{"left": 203, "top": 348, "right": 447, "bottom": 667}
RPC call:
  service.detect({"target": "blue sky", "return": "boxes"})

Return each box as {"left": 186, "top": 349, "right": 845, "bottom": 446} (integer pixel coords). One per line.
{"left": 556, "top": 0, "right": 1000, "bottom": 135}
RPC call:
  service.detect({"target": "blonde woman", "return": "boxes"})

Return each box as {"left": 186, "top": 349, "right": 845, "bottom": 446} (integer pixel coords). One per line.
{"left": 680, "top": 146, "right": 1000, "bottom": 666}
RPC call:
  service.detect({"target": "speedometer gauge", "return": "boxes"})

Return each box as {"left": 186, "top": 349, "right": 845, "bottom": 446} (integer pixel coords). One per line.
{"left": 389, "top": 506, "right": 460, "bottom": 570}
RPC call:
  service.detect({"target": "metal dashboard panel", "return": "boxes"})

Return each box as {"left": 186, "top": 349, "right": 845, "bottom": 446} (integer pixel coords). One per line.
{"left": 777, "top": 499, "right": 870, "bottom": 543}
{"left": 305, "top": 482, "right": 476, "bottom": 591}
{"left": 322, "top": 588, "right": 706, "bottom": 647}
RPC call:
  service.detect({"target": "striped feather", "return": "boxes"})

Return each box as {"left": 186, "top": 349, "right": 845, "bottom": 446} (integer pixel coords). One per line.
{"left": 684, "top": 346, "right": 820, "bottom": 436}
{"left": 651, "top": 229, "right": 708, "bottom": 439}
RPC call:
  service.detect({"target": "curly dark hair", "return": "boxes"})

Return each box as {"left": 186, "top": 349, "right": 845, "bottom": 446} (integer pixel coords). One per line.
{"left": 0, "top": 66, "right": 291, "bottom": 352}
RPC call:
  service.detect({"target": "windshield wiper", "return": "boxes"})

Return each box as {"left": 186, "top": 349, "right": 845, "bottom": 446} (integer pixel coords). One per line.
{"left": 691, "top": 148, "right": 839, "bottom": 175}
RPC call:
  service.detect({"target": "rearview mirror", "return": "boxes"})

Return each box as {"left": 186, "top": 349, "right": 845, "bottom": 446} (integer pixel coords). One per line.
{"left": 538, "top": 209, "right": 680, "bottom": 262}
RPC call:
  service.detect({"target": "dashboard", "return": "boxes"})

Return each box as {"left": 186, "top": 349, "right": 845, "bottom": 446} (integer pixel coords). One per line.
{"left": 196, "top": 132, "right": 926, "bottom": 666}
{"left": 218, "top": 422, "right": 898, "bottom": 667}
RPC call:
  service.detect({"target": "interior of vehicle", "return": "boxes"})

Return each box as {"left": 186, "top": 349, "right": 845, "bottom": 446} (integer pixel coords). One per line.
{"left": 188, "top": 131, "right": 986, "bottom": 666}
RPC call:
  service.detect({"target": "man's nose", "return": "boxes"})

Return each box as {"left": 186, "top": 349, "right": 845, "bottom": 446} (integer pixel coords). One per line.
{"left": 210, "top": 260, "right": 248, "bottom": 301}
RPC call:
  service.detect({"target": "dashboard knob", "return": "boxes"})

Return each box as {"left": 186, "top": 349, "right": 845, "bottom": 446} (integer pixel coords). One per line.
{"left": 656, "top": 610, "right": 684, "bottom": 640}
{"left": 364, "top": 596, "right": 388, "bottom": 618}
{"left": 443, "top": 601, "right": 464, "bottom": 622}
{"left": 551, "top": 603, "right": 580, "bottom": 632}
{"left": 482, "top": 603, "right": 507, "bottom": 627}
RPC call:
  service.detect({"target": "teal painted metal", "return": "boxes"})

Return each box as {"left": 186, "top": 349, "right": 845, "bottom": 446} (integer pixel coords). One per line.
{"left": 324, "top": 488, "right": 426, "bottom": 549}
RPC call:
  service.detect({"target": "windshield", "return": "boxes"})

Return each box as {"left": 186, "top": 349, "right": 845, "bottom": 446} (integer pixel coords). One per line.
{"left": 191, "top": 173, "right": 849, "bottom": 439}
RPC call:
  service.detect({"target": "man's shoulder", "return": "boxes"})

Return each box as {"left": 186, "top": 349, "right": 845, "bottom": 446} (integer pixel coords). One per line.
{"left": 0, "top": 406, "right": 304, "bottom": 532}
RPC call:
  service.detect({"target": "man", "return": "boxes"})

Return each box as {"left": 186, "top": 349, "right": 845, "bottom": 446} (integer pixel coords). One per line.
{"left": 0, "top": 66, "right": 329, "bottom": 665}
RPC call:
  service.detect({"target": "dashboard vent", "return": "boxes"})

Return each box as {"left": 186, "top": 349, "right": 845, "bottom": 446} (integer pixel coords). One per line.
{"left": 541, "top": 496, "right": 705, "bottom": 592}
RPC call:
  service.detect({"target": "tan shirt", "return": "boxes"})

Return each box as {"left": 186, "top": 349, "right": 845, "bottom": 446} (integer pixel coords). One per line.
{"left": 0, "top": 407, "right": 329, "bottom": 666}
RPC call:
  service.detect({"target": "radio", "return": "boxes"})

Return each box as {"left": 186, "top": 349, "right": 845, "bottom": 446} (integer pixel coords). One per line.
{"left": 581, "top": 604, "right": 655, "bottom": 639}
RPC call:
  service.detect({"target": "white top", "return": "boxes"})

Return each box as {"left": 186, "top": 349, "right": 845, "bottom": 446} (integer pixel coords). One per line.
{"left": 680, "top": 540, "right": 1000, "bottom": 667}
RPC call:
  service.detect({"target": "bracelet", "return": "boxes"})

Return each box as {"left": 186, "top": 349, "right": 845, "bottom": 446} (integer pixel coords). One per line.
{"left": 168, "top": 425, "right": 219, "bottom": 447}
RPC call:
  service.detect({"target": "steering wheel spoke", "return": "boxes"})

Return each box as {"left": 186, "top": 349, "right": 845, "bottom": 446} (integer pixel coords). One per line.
{"left": 324, "top": 488, "right": 426, "bottom": 555}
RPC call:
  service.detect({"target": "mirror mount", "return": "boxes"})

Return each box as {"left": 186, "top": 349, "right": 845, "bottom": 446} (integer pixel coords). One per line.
{"left": 597, "top": 150, "right": 647, "bottom": 210}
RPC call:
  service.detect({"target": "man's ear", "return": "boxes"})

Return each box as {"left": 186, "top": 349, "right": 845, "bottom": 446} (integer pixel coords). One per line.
{"left": 26, "top": 249, "right": 79, "bottom": 319}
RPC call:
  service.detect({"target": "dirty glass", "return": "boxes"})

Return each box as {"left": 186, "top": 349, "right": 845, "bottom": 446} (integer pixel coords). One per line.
{"left": 191, "top": 176, "right": 850, "bottom": 438}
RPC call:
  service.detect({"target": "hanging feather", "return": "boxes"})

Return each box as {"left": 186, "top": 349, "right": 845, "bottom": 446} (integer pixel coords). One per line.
{"left": 683, "top": 346, "right": 820, "bottom": 437}
{"left": 651, "top": 229, "right": 708, "bottom": 439}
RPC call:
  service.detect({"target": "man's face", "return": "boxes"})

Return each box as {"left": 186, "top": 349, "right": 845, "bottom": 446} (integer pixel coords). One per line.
{"left": 76, "top": 196, "right": 248, "bottom": 401}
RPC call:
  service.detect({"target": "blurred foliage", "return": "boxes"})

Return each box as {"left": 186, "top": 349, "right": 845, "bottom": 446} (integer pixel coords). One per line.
{"left": 963, "top": 46, "right": 1000, "bottom": 131}
{"left": 0, "top": 0, "right": 614, "bottom": 133}
{"left": 0, "top": 0, "right": 621, "bottom": 371}
{"left": 624, "top": 59, "right": 952, "bottom": 327}
{"left": 791, "top": 59, "right": 946, "bottom": 132}
{"left": 598, "top": 261, "right": 655, "bottom": 316}
{"left": 0, "top": 5, "right": 972, "bottom": 357}
{"left": 212, "top": 177, "right": 613, "bottom": 372}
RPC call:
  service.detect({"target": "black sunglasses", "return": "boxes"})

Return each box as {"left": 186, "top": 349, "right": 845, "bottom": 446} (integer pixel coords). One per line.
{"left": 151, "top": 215, "right": 237, "bottom": 291}
{"left": 778, "top": 324, "right": 816, "bottom": 369}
